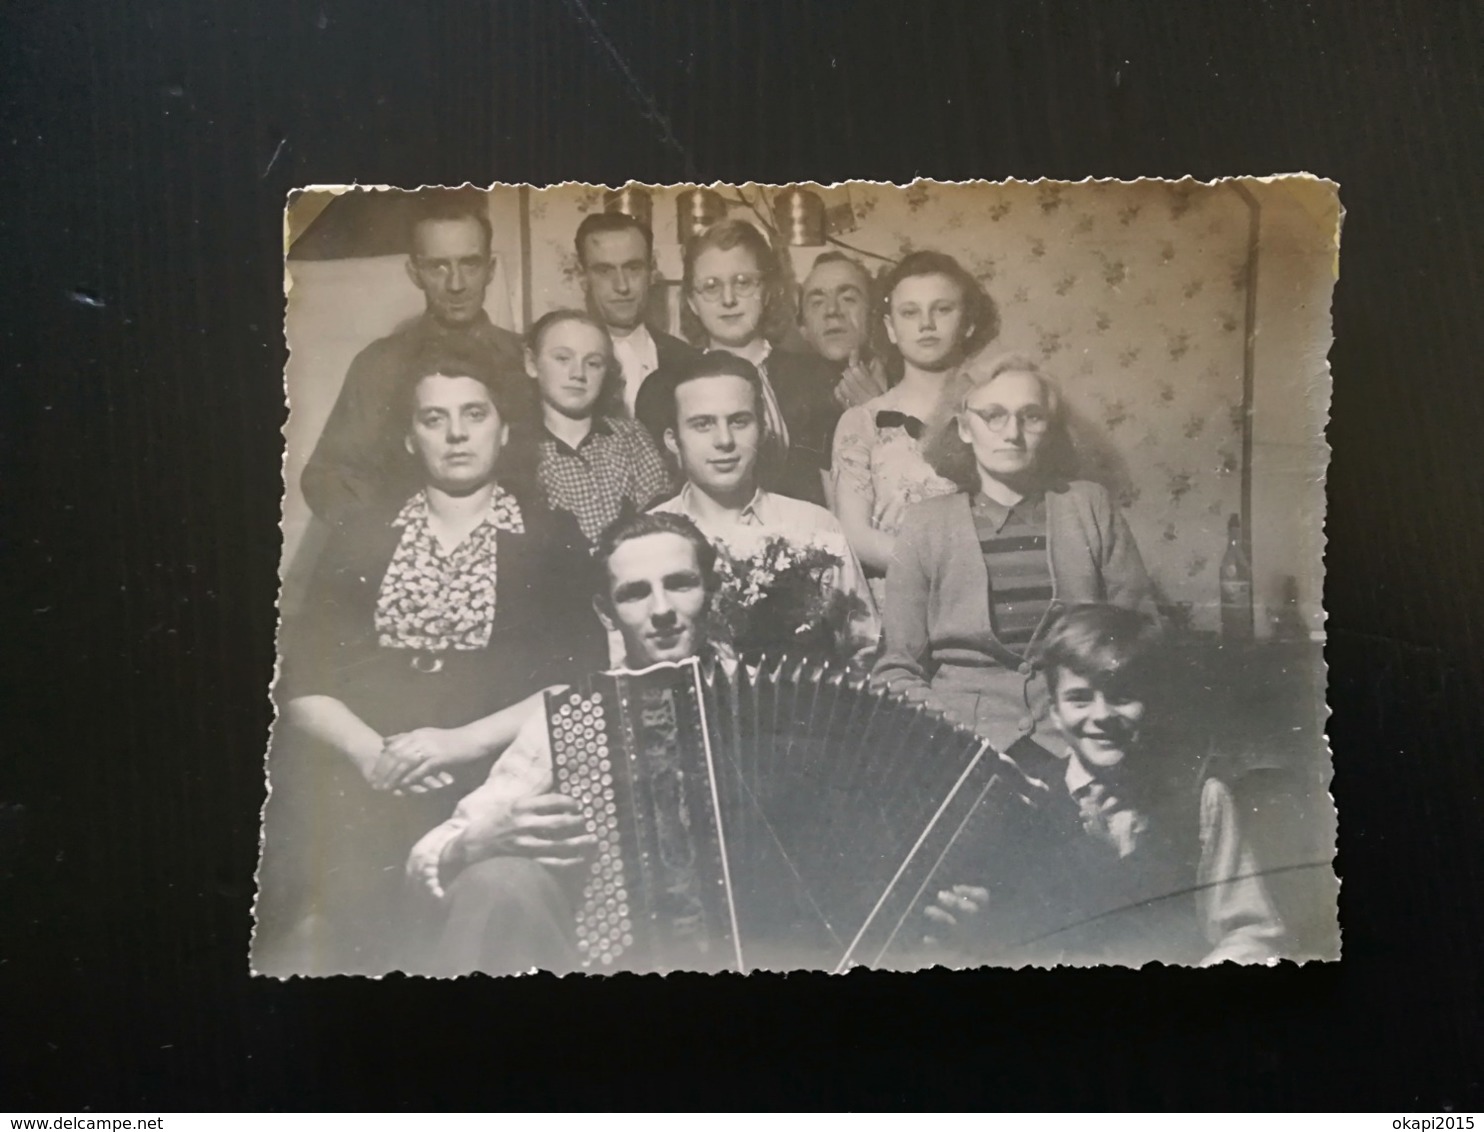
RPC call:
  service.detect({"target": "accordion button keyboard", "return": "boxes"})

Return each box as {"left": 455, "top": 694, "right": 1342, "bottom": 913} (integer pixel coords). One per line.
{"left": 549, "top": 688, "right": 646, "bottom": 969}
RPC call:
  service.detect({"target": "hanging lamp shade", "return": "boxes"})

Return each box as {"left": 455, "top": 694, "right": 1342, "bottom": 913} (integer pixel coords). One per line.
{"left": 603, "top": 185, "right": 653, "bottom": 227}
{"left": 774, "top": 186, "right": 827, "bottom": 246}
{"left": 675, "top": 187, "right": 727, "bottom": 241}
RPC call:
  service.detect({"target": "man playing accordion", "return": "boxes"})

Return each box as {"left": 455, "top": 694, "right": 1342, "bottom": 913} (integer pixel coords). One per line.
{"left": 406, "top": 511, "right": 725, "bottom": 974}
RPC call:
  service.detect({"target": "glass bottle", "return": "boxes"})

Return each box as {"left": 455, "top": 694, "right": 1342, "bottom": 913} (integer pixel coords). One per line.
{"left": 1220, "top": 513, "right": 1253, "bottom": 642}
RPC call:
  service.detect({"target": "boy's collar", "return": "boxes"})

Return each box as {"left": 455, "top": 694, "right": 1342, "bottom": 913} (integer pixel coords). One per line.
{"left": 1063, "top": 748, "right": 1097, "bottom": 798}
{"left": 1063, "top": 746, "right": 1137, "bottom": 799}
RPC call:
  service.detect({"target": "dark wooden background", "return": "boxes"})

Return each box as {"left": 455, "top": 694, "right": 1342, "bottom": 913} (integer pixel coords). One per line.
{"left": 3, "top": 0, "right": 1481, "bottom": 1111}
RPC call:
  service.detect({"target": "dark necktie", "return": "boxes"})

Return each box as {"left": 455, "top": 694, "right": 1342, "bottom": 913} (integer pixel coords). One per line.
{"left": 875, "top": 410, "right": 925, "bottom": 439}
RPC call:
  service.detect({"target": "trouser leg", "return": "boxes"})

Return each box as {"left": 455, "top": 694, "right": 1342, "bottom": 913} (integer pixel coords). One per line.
{"left": 431, "top": 856, "right": 581, "bottom": 976}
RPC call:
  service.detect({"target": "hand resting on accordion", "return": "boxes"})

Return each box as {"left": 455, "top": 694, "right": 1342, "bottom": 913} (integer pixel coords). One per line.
{"left": 408, "top": 793, "right": 594, "bottom": 899}
{"left": 921, "top": 885, "right": 990, "bottom": 954}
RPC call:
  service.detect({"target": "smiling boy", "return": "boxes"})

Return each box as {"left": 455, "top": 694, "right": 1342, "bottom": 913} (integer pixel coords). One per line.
{"left": 925, "top": 604, "right": 1287, "bottom": 966}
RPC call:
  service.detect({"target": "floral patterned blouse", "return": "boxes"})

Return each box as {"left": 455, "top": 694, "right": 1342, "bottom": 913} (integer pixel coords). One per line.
{"left": 373, "top": 487, "right": 525, "bottom": 651}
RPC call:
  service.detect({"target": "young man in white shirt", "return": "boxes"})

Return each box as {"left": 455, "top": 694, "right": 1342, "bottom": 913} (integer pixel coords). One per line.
{"left": 648, "top": 351, "right": 879, "bottom": 666}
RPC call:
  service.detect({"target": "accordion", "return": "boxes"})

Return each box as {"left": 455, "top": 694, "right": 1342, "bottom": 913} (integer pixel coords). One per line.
{"left": 545, "top": 656, "right": 1050, "bottom": 973}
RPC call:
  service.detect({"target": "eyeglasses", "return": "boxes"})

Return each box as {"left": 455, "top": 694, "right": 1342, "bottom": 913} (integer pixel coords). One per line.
{"left": 692, "top": 272, "right": 763, "bottom": 303}
{"left": 965, "top": 406, "right": 1051, "bottom": 434}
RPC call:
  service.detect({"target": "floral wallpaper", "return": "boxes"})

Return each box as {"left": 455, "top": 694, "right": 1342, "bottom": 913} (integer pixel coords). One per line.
{"left": 522, "top": 181, "right": 1255, "bottom": 630}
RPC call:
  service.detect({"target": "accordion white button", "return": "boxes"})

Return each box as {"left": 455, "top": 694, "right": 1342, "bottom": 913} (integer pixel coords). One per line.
{"left": 1018, "top": 662, "right": 1033, "bottom": 675}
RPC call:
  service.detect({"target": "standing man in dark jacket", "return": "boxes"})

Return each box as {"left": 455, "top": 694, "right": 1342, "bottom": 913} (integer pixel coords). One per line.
{"left": 301, "top": 190, "right": 525, "bottom": 524}
{"left": 574, "top": 211, "right": 699, "bottom": 417}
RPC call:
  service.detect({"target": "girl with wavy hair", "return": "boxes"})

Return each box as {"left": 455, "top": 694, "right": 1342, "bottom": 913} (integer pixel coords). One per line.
{"left": 830, "top": 250, "right": 998, "bottom": 601}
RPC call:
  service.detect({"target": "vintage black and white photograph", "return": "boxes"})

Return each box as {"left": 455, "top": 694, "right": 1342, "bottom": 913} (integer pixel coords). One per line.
{"left": 253, "top": 177, "right": 1339, "bottom": 977}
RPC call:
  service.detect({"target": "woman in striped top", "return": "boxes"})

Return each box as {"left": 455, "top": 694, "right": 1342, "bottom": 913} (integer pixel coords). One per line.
{"left": 872, "top": 354, "right": 1157, "bottom": 760}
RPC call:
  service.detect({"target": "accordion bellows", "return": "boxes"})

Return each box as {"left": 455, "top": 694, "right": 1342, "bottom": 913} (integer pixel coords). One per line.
{"left": 546, "top": 656, "right": 1049, "bottom": 973}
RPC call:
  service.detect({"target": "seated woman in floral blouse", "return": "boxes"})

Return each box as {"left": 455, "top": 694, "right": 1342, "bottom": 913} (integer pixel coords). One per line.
{"left": 512, "top": 309, "right": 673, "bottom": 546}
{"left": 872, "top": 354, "right": 1157, "bottom": 763}
{"left": 255, "top": 340, "right": 604, "bottom": 975}
{"left": 830, "top": 250, "right": 998, "bottom": 604}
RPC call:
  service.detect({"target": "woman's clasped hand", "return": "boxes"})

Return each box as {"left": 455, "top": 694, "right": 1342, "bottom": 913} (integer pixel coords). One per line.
{"left": 367, "top": 725, "right": 486, "bottom": 794}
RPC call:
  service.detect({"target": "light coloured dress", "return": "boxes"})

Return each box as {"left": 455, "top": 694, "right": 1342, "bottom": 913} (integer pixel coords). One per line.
{"left": 830, "top": 394, "right": 958, "bottom": 605}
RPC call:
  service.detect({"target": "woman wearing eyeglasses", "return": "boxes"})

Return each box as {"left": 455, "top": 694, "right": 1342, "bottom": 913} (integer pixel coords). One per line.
{"left": 635, "top": 218, "right": 839, "bottom": 506}
{"left": 830, "top": 250, "right": 997, "bottom": 603}
{"left": 872, "top": 354, "right": 1157, "bottom": 761}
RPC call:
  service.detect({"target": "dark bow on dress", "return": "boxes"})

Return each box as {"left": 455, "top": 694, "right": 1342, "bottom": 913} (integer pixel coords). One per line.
{"left": 875, "top": 410, "right": 926, "bottom": 440}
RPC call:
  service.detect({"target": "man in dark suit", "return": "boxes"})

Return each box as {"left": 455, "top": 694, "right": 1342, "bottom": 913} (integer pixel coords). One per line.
{"left": 574, "top": 212, "right": 699, "bottom": 416}
{"left": 301, "top": 190, "right": 524, "bottom": 524}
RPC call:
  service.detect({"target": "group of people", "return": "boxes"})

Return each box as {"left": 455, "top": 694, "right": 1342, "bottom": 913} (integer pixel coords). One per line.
{"left": 255, "top": 190, "right": 1286, "bottom": 976}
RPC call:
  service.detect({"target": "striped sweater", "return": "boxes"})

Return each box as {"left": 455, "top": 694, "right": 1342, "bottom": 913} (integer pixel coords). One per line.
{"left": 972, "top": 492, "right": 1053, "bottom": 653}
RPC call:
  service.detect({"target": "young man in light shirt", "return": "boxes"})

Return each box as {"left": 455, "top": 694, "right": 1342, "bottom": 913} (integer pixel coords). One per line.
{"left": 648, "top": 351, "right": 879, "bottom": 666}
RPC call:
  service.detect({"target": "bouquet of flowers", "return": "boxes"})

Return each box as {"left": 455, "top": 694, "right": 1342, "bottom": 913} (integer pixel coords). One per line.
{"left": 707, "top": 535, "right": 868, "bottom": 664}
